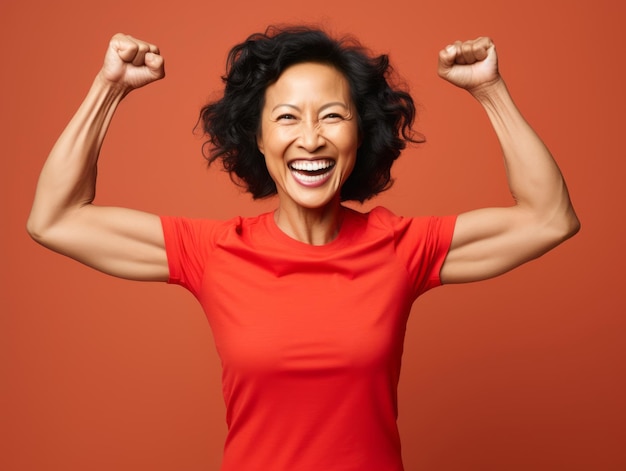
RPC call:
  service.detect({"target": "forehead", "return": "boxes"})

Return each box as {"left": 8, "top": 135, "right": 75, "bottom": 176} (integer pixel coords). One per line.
{"left": 264, "top": 62, "right": 352, "bottom": 104}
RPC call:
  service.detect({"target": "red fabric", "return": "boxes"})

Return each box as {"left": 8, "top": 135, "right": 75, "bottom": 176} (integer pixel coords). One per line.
{"left": 161, "top": 206, "right": 456, "bottom": 471}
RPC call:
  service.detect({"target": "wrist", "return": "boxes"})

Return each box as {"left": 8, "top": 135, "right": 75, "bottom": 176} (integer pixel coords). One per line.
{"left": 94, "top": 71, "right": 132, "bottom": 99}
{"left": 469, "top": 76, "right": 507, "bottom": 102}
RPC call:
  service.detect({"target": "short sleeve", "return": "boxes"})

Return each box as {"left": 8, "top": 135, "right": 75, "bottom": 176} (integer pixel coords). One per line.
{"left": 370, "top": 207, "right": 457, "bottom": 298}
{"left": 160, "top": 216, "right": 218, "bottom": 298}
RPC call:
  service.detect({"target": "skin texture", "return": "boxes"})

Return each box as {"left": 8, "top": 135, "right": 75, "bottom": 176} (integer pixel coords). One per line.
{"left": 436, "top": 38, "right": 579, "bottom": 283}
{"left": 257, "top": 62, "right": 360, "bottom": 245}
{"left": 27, "top": 34, "right": 169, "bottom": 281}
{"left": 27, "top": 33, "right": 579, "bottom": 284}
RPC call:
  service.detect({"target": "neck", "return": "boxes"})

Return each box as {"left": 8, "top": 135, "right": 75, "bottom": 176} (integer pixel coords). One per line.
{"left": 274, "top": 199, "right": 344, "bottom": 246}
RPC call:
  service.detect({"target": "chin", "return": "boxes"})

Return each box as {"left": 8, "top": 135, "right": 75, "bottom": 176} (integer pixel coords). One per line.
{"left": 296, "top": 189, "right": 343, "bottom": 209}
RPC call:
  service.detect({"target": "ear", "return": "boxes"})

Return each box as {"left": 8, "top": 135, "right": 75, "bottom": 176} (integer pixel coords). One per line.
{"left": 256, "top": 131, "right": 264, "bottom": 155}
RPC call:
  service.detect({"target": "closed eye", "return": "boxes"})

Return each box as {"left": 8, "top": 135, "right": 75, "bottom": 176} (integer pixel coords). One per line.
{"left": 321, "top": 113, "right": 345, "bottom": 122}
{"left": 276, "top": 113, "right": 297, "bottom": 121}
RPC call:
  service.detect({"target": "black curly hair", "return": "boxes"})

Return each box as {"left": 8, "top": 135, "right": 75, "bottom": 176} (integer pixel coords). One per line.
{"left": 199, "top": 25, "right": 422, "bottom": 202}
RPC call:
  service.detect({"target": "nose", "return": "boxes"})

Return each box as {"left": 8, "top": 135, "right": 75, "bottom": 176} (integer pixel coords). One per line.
{"left": 298, "top": 120, "right": 325, "bottom": 152}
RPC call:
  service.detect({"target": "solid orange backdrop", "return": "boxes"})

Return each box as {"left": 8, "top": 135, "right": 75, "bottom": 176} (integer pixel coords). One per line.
{"left": 2, "top": 0, "right": 624, "bottom": 470}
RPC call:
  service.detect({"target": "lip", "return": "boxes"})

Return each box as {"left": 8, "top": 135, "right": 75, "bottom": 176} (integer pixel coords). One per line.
{"left": 287, "top": 158, "right": 335, "bottom": 168}
{"left": 288, "top": 158, "right": 336, "bottom": 188}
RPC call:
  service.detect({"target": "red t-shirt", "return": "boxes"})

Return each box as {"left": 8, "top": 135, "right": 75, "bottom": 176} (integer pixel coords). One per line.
{"left": 161, "top": 206, "right": 456, "bottom": 471}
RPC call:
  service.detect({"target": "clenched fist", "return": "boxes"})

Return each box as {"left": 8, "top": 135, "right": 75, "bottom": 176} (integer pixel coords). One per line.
{"left": 438, "top": 37, "right": 500, "bottom": 95}
{"left": 99, "top": 33, "right": 165, "bottom": 92}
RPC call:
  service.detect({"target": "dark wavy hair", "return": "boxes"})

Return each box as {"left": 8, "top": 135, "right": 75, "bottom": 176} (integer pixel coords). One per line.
{"left": 199, "top": 25, "right": 423, "bottom": 202}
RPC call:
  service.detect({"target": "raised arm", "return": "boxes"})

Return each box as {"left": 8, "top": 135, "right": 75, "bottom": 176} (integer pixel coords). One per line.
{"left": 437, "top": 37, "right": 580, "bottom": 284}
{"left": 27, "top": 34, "right": 169, "bottom": 281}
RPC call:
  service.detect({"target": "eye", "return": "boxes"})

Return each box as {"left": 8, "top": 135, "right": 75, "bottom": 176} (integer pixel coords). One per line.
{"left": 276, "top": 113, "right": 297, "bottom": 121}
{"left": 321, "top": 113, "right": 344, "bottom": 122}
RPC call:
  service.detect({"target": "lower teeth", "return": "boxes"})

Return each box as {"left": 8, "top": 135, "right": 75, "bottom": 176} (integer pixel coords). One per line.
{"left": 293, "top": 171, "right": 328, "bottom": 183}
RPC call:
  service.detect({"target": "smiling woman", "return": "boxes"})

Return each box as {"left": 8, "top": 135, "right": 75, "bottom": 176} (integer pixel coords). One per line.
{"left": 257, "top": 62, "right": 360, "bottom": 239}
{"left": 27, "top": 25, "right": 579, "bottom": 471}
{"left": 199, "top": 26, "right": 419, "bottom": 206}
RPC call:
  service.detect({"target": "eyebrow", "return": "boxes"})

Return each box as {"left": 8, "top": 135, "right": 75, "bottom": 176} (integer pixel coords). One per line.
{"left": 271, "top": 102, "right": 350, "bottom": 113}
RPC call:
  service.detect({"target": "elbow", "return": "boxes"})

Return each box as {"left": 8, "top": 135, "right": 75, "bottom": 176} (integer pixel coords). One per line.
{"left": 550, "top": 206, "right": 581, "bottom": 246}
{"left": 568, "top": 214, "right": 581, "bottom": 239}
{"left": 562, "top": 206, "right": 581, "bottom": 240}
{"left": 27, "top": 203, "right": 90, "bottom": 251}
{"left": 26, "top": 215, "right": 47, "bottom": 245}
{"left": 26, "top": 211, "right": 56, "bottom": 248}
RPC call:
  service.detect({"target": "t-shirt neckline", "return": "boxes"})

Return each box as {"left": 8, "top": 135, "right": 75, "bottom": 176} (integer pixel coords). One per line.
{"left": 263, "top": 206, "right": 358, "bottom": 252}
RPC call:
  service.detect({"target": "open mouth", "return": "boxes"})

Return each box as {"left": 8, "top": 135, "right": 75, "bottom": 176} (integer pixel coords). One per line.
{"left": 288, "top": 159, "right": 336, "bottom": 185}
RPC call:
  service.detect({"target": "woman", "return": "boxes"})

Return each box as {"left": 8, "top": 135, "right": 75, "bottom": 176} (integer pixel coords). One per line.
{"left": 27, "top": 26, "right": 579, "bottom": 471}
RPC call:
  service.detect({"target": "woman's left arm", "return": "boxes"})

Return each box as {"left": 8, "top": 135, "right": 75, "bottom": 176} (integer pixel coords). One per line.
{"left": 437, "top": 37, "right": 580, "bottom": 284}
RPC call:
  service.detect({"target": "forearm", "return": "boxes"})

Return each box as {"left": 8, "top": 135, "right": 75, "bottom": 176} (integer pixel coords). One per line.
{"left": 27, "top": 74, "right": 126, "bottom": 238}
{"left": 438, "top": 38, "right": 579, "bottom": 284}
{"left": 473, "top": 79, "right": 579, "bottom": 232}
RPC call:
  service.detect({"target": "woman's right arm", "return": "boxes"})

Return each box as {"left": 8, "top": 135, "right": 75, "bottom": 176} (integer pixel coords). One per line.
{"left": 27, "top": 34, "right": 169, "bottom": 281}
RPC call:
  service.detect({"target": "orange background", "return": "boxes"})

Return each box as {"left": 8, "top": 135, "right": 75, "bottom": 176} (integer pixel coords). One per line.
{"left": 2, "top": 0, "right": 624, "bottom": 470}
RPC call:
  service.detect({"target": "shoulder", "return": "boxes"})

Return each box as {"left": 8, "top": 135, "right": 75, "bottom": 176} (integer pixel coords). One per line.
{"left": 160, "top": 212, "right": 274, "bottom": 247}
{"left": 341, "top": 205, "right": 400, "bottom": 229}
{"left": 353, "top": 206, "right": 456, "bottom": 236}
{"left": 337, "top": 206, "right": 454, "bottom": 251}
{"left": 345, "top": 207, "right": 458, "bottom": 295}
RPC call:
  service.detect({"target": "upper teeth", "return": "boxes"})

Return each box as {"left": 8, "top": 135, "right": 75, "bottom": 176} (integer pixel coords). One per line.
{"left": 290, "top": 160, "right": 334, "bottom": 171}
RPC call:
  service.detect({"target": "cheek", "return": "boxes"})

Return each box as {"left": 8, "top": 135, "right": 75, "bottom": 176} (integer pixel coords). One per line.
{"left": 259, "top": 127, "right": 294, "bottom": 155}
{"left": 335, "top": 124, "right": 360, "bottom": 155}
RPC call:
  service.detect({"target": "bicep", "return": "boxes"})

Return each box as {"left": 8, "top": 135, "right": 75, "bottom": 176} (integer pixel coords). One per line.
{"left": 34, "top": 205, "right": 169, "bottom": 281}
{"left": 440, "top": 206, "right": 561, "bottom": 284}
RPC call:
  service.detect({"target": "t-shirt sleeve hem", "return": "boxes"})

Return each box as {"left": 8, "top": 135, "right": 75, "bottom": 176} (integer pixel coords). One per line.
{"left": 159, "top": 215, "right": 181, "bottom": 285}
{"left": 426, "top": 214, "right": 458, "bottom": 290}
